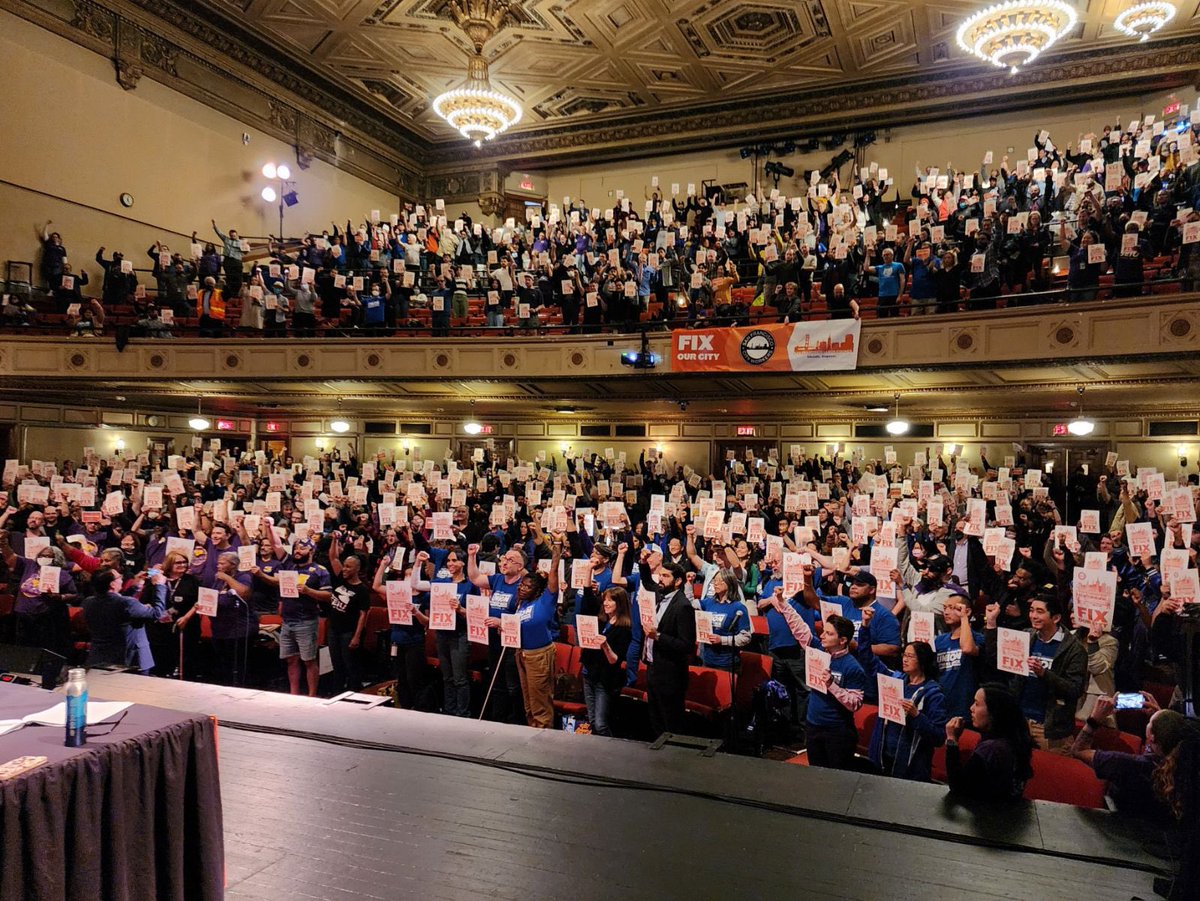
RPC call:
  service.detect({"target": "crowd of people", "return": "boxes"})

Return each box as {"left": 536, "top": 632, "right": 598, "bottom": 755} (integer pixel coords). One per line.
{"left": 12, "top": 112, "right": 1200, "bottom": 338}
{"left": 1, "top": 433, "right": 1197, "bottom": 872}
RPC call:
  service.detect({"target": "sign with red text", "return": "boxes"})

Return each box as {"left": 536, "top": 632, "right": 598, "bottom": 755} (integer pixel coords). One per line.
{"left": 429, "top": 583, "right": 459, "bottom": 630}
{"left": 878, "top": 673, "right": 906, "bottom": 725}
{"left": 1072, "top": 569, "right": 1117, "bottom": 629}
{"left": 386, "top": 580, "right": 413, "bottom": 625}
{"left": 805, "top": 646, "right": 831, "bottom": 693}
{"left": 997, "top": 627, "right": 1030, "bottom": 676}
{"left": 672, "top": 321, "right": 861, "bottom": 373}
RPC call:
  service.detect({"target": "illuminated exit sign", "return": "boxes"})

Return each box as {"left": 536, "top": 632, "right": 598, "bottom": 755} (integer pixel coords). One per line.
{"left": 737, "top": 425, "right": 756, "bottom": 437}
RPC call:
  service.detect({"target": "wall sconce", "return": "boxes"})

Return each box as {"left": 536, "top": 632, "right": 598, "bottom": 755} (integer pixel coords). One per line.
{"left": 114, "top": 438, "right": 125, "bottom": 453}
{"left": 401, "top": 439, "right": 412, "bottom": 455}
{"left": 559, "top": 442, "right": 570, "bottom": 454}
{"left": 315, "top": 438, "right": 327, "bottom": 451}
{"left": 655, "top": 443, "right": 665, "bottom": 454}
{"left": 1178, "top": 445, "right": 1190, "bottom": 467}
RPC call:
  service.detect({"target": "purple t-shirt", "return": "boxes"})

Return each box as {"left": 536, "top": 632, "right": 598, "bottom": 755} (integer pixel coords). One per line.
{"left": 280, "top": 559, "right": 330, "bottom": 622}
{"left": 211, "top": 571, "right": 257, "bottom": 640}
{"left": 13, "top": 556, "right": 78, "bottom": 616}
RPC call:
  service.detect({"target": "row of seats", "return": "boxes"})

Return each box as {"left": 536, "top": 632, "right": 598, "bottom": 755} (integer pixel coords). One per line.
{"left": 785, "top": 702, "right": 1145, "bottom": 809}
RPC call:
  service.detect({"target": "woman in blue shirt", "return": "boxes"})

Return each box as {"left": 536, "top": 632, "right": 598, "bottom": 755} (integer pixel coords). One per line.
{"left": 860, "top": 637, "right": 948, "bottom": 781}
{"left": 374, "top": 550, "right": 430, "bottom": 711}
{"left": 490, "top": 538, "right": 562, "bottom": 729}
{"left": 698, "top": 570, "right": 751, "bottom": 670}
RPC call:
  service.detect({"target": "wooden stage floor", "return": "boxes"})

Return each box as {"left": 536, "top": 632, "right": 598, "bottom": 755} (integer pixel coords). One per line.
{"left": 86, "top": 673, "right": 1167, "bottom": 901}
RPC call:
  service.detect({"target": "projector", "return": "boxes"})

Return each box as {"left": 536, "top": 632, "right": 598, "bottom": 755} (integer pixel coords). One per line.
{"left": 621, "top": 350, "right": 659, "bottom": 369}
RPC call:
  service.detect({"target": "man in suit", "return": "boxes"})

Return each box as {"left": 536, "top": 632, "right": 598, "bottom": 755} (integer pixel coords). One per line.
{"left": 643, "top": 562, "right": 696, "bottom": 738}
{"left": 82, "top": 568, "right": 168, "bottom": 675}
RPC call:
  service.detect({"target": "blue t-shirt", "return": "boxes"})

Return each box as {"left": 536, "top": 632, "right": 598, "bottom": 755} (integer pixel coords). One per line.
{"left": 1019, "top": 631, "right": 1062, "bottom": 723}
{"left": 517, "top": 588, "right": 558, "bottom": 650}
{"left": 830, "top": 595, "right": 901, "bottom": 654}
{"left": 698, "top": 597, "right": 750, "bottom": 669}
{"left": 874, "top": 262, "right": 906, "bottom": 298}
{"left": 487, "top": 572, "right": 521, "bottom": 617}
{"left": 760, "top": 577, "right": 818, "bottom": 651}
{"left": 363, "top": 294, "right": 385, "bottom": 324}
{"left": 934, "top": 629, "right": 984, "bottom": 718}
{"left": 807, "top": 652, "right": 867, "bottom": 728}
{"left": 386, "top": 571, "right": 427, "bottom": 648}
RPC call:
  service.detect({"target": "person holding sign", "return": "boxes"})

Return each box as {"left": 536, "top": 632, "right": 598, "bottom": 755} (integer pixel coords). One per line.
{"left": 81, "top": 567, "right": 168, "bottom": 675}
{"left": 805, "top": 569, "right": 901, "bottom": 679}
{"left": 934, "top": 594, "right": 983, "bottom": 719}
{"left": 944, "top": 685, "right": 1035, "bottom": 801}
{"left": 412, "top": 548, "right": 472, "bottom": 717}
{"left": 325, "top": 536, "right": 372, "bottom": 694}
{"left": 859, "top": 640, "right": 948, "bottom": 782}
{"left": 255, "top": 537, "right": 330, "bottom": 697}
{"left": 985, "top": 594, "right": 1086, "bottom": 749}
{"left": 483, "top": 538, "right": 563, "bottom": 729}
{"left": 206, "top": 552, "right": 256, "bottom": 687}
{"left": 578, "top": 587, "right": 633, "bottom": 736}
{"left": 373, "top": 553, "right": 431, "bottom": 711}
{"left": 769, "top": 587, "right": 866, "bottom": 771}
{"left": 0, "top": 533, "right": 78, "bottom": 687}
{"left": 697, "top": 570, "right": 752, "bottom": 671}
{"left": 468, "top": 544, "right": 528, "bottom": 725}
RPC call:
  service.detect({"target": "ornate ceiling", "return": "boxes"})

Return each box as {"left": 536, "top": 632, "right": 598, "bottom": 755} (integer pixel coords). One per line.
{"left": 200, "top": 0, "right": 1200, "bottom": 163}
{"left": 213, "top": 0, "right": 1200, "bottom": 136}
{"left": 7, "top": 0, "right": 1200, "bottom": 179}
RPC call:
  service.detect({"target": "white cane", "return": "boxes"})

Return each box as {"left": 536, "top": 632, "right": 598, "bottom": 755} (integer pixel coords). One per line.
{"left": 478, "top": 645, "right": 508, "bottom": 720}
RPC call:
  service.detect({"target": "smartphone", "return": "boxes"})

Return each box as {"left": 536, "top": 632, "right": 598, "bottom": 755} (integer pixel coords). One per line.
{"left": 1115, "top": 692, "right": 1143, "bottom": 710}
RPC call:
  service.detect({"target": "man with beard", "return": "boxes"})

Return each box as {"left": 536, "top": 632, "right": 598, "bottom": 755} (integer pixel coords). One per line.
{"left": 256, "top": 535, "right": 330, "bottom": 696}
{"left": 642, "top": 562, "right": 695, "bottom": 738}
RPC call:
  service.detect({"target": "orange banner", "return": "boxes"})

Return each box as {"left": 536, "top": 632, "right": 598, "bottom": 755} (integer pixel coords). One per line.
{"left": 671, "top": 321, "right": 861, "bottom": 372}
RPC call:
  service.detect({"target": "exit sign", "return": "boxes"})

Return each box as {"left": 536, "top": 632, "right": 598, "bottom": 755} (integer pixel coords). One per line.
{"left": 264, "top": 421, "right": 280, "bottom": 432}
{"left": 1052, "top": 423, "right": 1068, "bottom": 436}
{"left": 737, "top": 425, "right": 756, "bottom": 437}
{"left": 216, "top": 419, "right": 235, "bottom": 431}
{"left": 479, "top": 424, "right": 494, "bottom": 435}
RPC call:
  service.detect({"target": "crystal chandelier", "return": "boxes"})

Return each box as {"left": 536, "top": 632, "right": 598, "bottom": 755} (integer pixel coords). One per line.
{"left": 1113, "top": 2, "right": 1176, "bottom": 41}
{"left": 432, "top": 0, "right": 522, "bottom": 145}
{"left": 956, "top": 1, "right": 1079, "bottom": 74}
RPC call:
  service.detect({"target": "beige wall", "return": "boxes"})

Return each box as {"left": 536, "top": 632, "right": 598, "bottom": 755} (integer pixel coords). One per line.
{"left": 0, "top": 10, "right": 398, "bottom": 290}
{"left": 19, "top": 426, "right": 195, "bottom": 463}
{"left": 545, "top": 90, "right": 1191, "bottom": 209}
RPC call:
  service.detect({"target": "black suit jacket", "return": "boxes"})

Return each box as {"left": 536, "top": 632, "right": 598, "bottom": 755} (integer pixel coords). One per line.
{"left": 650, "top": 588, "right": 696, "bottom": 676}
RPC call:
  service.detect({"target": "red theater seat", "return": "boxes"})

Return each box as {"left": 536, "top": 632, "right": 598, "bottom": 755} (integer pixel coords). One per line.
{"left": 684, "top": 665, "right": 733, "bottom": 717}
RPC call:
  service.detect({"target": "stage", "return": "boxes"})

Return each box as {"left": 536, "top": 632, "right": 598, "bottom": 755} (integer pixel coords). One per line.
{"left": 84, "top": 673, "right": 1166, "bottom": 900}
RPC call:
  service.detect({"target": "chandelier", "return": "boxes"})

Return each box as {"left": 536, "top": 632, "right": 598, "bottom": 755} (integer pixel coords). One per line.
{"left": 1113, "top": 2, "right": 1176, "bottom": 41}
{"left": 956, "top": 1, "right": 1079, "bottom": 74}
{"left": 432, "top": 0, "right": 522, "bottom": 145}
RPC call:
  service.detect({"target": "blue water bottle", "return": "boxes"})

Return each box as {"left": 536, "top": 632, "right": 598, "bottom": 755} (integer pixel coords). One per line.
{"left": 64, "top": 667, "right": 88, "bottom": 747}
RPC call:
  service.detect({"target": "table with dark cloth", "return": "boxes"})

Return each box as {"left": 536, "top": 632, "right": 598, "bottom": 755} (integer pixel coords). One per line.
{"left": 0, "top": 682, "right": 224, "bottom": 900}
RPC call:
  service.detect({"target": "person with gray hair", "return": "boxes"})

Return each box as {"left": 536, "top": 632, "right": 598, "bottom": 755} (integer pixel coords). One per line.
{"left": 207, "top": 550, "right": 256, "bottom": 686}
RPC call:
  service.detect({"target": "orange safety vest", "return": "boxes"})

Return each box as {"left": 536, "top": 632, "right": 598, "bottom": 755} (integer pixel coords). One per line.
{"left": 202, "top": 289, "right": 226, "bottom": 320}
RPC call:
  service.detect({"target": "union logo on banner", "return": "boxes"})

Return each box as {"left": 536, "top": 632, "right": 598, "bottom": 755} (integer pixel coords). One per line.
{"left": 672, "top": 320, "right": 861, "bottom": 373}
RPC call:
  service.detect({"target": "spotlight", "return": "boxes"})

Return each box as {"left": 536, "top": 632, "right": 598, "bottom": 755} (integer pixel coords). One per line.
{"left": 276, "top": 164, "right": 291, "bottom": 180}
{"left": 764, "top": 161, "right": 795, "bottom": 179}
{"left": 262, "top": 163, "right": 277, "bottom": 179}
{"left": 854, "top": 131, "right": 877, "bottom": 149}
{"left": 740, "top": 147, "right": 753, "bottom": 159}
{"left": 621, "top": 350, "right": 659, "bottom": 369}
{"left": 261, "top": 187, "right": 277, "bottom": 202}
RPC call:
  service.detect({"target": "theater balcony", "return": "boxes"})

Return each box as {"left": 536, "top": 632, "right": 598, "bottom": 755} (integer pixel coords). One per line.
{"left": 1, "top": 294, "right": 1196, "bottom": 393}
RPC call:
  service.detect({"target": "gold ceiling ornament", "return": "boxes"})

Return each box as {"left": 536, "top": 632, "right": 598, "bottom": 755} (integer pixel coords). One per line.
{"left": 433, "top": 0, "right": 522, "bottom": 145}
{"left": 1113, "top": 2, "right": 1176, "bottom": 42}
{"left": 956, "top": 1, "right": 1079, "bottom": 74}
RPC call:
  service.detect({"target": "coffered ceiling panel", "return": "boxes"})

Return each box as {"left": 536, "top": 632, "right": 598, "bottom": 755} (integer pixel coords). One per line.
{"left": 196, "top": 0, "right": 1200, "bottom": 146}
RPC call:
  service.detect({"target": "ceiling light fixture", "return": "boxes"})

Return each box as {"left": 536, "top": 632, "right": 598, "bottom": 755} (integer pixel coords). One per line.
{"left": 886, "top": 393, "right": 910, "bottom": 436}
{"left": 464, "top": 422, "right": 484, "bottom": 435}
{"left": 432, "top": 0, "right": 522, "bottom": 144}
{"left": 1067, "top": 385, "right": 1096, "bottom": 436}
{"left": 956, "top": 1, "right": 1078, "bottom": 74}
{"left": 329, "top": 398, "right": 350, "bottom": 434}
{"left": 188, "top": 397, "right": 210, "bottom": 431}
{"left": 1113, "top": 2, "right": 1175, "bottom": 41}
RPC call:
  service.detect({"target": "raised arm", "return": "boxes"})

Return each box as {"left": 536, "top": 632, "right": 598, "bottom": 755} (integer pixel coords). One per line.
{"left": 465, "top": 542, "right": 490, "bottom": 590}
{"left": 546, "top": 536, "right": 563, "bottom": 595}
